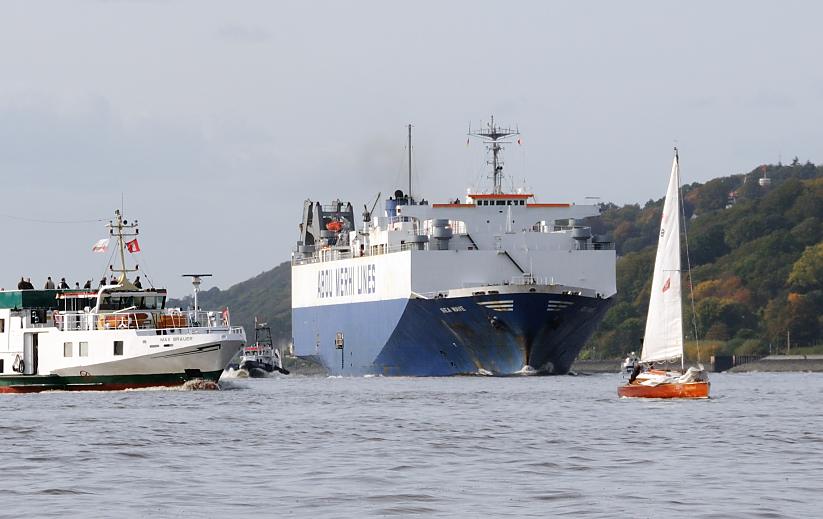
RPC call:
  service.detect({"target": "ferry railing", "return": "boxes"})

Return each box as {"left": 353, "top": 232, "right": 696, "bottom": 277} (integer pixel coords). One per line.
{"left": 52, "top": 309, "right": 238, "bottom": 334}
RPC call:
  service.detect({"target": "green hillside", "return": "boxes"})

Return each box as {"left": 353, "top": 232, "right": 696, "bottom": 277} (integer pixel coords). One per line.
{"left": 170, "top": 159, "right": 822, "bottom": 359}
{"left": 585, "top": 159, "right": 822, "bottom": 360}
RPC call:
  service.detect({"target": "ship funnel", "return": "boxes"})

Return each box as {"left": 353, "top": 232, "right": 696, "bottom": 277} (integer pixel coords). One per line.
{"left": 431, "top": 219, "right": 453, "bottom": 250}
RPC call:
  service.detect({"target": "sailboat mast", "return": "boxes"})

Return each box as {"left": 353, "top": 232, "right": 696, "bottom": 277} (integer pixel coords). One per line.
{"left": 675, "top": 149, "right": 684, "bottom": 372}
{"left": 678, "top": 148, "right": 702, "bottom": 369}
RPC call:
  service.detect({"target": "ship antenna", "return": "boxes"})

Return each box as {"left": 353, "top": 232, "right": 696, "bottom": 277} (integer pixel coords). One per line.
{"left": 468, "top": 115, "right": 519, "bottom": 194}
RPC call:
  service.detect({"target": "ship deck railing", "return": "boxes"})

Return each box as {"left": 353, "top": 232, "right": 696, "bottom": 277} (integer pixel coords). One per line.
{"left": 292, "top": 241, "right": 424, "bottom": 265}
{"left": 45, "top": 309, "right": 240, "bottom": 334}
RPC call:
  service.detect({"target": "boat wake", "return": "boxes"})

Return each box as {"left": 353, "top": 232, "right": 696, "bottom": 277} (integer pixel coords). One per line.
{"left": 515, "top": 365, "right": 539, "bottom": 376}
{"left": 181, "top": 379, "right": 221, "bottom": 391}
{"left": 221, "top": 367, "right": 250, "bottom": 379}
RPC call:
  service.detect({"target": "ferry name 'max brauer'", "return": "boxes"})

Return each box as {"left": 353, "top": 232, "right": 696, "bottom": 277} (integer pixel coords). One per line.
{"left": 291, "top": 120, "right": 617, "bottom": 376}
{"left": 0, "top": 211, "right": 245, "bottom": 392}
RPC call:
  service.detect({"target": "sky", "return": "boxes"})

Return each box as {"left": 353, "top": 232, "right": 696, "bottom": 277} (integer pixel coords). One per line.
{"left": 1, "top": 0, "right": 821, "bottom": 297}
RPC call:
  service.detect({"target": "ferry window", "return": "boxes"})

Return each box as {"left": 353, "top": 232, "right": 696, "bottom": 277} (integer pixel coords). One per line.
{"left": 476, "top": 201, "right": 481, "bottom": 206}
{"left": 507, "top": 200, "right": 512, "bottom": 205}
{"left": 0, "top": 318, "right": 4, "bottom": 332}
{"left": 496, "top": 200, "right": 505, "bottom": 206}
{"left": 520, "top": 200, "right": 525, "bottom": 205}
{"left": 0, "top": 359, "right": 3, "bottom": 373}
{"left": 64, "top": 342, "right": 73, "bottom": 357}
{"left": 79, "top": 342, "right": 88, "bottom": 357}
{"left": 113, "top": 340, "right": 124, "bottom": 356}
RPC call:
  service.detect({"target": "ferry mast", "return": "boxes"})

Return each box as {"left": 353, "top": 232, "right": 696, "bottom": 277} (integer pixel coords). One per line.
{"left": 469, "top": 116, "right": 519, "bottom": 194}
{"left": 107, "top": 209, "right": 139, "bottom": 284}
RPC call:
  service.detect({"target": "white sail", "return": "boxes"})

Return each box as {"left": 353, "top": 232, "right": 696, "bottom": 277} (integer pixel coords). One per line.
{"left": 641, "top": 153, "right": 683, "bottom": 363}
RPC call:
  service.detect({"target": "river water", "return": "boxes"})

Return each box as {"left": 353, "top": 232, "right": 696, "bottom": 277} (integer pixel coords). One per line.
{"left": 1, "top": 372, "right": 822, "bottom": 518}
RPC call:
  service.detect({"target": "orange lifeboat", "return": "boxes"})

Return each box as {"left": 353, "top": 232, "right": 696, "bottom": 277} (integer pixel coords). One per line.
{"left": 156, "top": 313, "right": 188, "bottom": 329}
{"left": 325, "top": 220, "right": 344, "bottom": 232}
{"left": 97, "top": 312, "right": 151, "bottom": 330}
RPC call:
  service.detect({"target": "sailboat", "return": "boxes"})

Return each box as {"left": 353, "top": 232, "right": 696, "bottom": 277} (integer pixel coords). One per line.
{"left": 617, "top": 149, "right": 710, "bottom": 399}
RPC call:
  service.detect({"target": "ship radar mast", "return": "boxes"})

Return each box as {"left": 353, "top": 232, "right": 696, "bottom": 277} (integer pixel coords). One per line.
{"left": 107, "top": 209, "right": 139, "bottom": 286}
{"left": 469, "top": 115, "right": 520, "bottom": 194}
{"left": 182, "top": 274, "right": 212, "bottom": 311}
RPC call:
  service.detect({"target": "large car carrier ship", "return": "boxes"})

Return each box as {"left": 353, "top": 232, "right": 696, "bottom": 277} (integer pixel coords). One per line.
{"left": 291, "top": 119, "right": 616, "bottom": 376}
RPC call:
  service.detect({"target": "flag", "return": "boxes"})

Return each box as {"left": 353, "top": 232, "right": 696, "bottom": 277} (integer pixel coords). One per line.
{"left": 662, "top": 277, "right": 671, "bottom": 293}
{"left": 517, "top": 137, "right": 522, "bottom": 145}
{"left": 92, "top": 238, "right": 110, "bottom": 253}
{"left": 126, "top": 239, "right": 141, "bottom": 253}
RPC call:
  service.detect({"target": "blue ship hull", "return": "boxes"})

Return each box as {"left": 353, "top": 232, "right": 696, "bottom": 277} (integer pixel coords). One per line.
{"left": 293, "top": 292, "right": 613, "bottom": 376}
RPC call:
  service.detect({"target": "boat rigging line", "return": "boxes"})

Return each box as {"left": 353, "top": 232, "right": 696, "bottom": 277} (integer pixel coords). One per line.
{"left": 0, "top": 213, "right": 109, "bottom": 224}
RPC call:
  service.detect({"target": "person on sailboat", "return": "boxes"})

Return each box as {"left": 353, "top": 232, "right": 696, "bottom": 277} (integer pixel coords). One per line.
{"left": 629, "top": 363, "right": 642, "bottom": 383}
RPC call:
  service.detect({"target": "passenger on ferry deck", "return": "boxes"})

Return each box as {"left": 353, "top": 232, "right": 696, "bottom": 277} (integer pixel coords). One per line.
{"left": 44, "top": 276, "right": 55, "bottom": 289}
{"left": 83, "top": 280, "right": 92, "bottom": 289}
{"left": 99, "top": 276, "right": 106, "bottom": 288}
{"left": 75, "top": 282, "right": 80, "bottom": 289}
{"left": 59, "top": 278, "right": 70, "bottom": 289}
{"left": 17, "top": 277, "right": 26, "bottom": 289}
{"left": 134, "top": 276, "right": 142, "bottom": 289}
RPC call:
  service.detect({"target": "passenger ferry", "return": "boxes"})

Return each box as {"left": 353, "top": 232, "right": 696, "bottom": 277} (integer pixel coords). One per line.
{"left": 291, "top": 120, "right": 617, "bottom": 376}
{"left": 0, "top": 210, "right": 245, "bottom": 392}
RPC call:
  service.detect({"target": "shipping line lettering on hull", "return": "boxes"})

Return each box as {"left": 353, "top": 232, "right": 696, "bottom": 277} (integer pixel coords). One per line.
{"left": 317, "top": 264, "right": 376, "bottom": 299}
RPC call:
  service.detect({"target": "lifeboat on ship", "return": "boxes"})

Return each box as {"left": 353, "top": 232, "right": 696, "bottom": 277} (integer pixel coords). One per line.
{"left": 325, "top": 219, "right": 344, "bottom": 232}
{"left": 97, "top": 312, "right": 152, "bottom": 329}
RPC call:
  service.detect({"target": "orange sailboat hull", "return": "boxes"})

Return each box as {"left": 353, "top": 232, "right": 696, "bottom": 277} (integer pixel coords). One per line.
{"left": 617, "top": 381, "right": 710, "bottom": 399}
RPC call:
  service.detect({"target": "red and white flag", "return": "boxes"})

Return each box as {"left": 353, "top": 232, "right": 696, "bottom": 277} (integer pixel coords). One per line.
{"left": 92, "top": 238, "right": 110, "bottom": 253}
{"left": 662, "top": 277, "right": 671, "bottom": 293}
{"left": 126, "top": 239, "right": 141, "bottom": 253}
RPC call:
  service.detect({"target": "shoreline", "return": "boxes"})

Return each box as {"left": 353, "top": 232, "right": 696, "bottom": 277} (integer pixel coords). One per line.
{"left": 572, "top": 355, "right": 823, "bottom": 374}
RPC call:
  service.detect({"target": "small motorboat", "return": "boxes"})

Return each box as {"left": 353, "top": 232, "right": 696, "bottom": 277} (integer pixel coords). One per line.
{"left": 237, "top": 320, "right": 289, "bottom": 377}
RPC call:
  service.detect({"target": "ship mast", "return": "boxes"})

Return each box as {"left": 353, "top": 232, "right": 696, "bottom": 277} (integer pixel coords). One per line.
{"left": 469, "top": 115, "right": 519, "bottom": 194}
{"left": 107, "top": 209, "right": 139, "bottom": 285}
{"left": 408, "top": 123, "right": 413, "bottom": 201}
